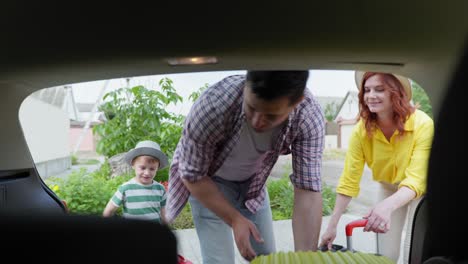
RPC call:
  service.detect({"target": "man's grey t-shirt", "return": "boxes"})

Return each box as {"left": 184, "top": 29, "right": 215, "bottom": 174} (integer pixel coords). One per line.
{"left": 215, "top": 120, "right": 283, "bottom": 182}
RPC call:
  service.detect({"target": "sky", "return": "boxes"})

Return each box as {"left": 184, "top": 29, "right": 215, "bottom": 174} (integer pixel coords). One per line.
{"left": 70, "top": 70, "right": 356, "bottom": 116}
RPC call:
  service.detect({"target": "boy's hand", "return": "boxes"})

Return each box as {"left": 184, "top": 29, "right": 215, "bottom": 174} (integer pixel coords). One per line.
{"left": 102, "top": 201, "right": 119, "bottom": 217}
{"left": 160, "top": 207, "right": 167, "bottom": 224}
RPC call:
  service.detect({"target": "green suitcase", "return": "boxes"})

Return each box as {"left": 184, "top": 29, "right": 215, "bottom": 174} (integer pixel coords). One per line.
{"left": 251, "top": 250, "right": 393, "bottom": 264}
{"left": 252, "top": 219, "right": 395, "bottom": 264}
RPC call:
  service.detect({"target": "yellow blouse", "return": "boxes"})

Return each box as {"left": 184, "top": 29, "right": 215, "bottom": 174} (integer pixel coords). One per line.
{"left": 336, "top": 109, "right": 434, "bottom": 198}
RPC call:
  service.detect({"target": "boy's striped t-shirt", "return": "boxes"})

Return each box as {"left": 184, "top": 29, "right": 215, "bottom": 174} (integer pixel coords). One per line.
{"left": 111, "top": 178, "right": 167, "bottom": 223}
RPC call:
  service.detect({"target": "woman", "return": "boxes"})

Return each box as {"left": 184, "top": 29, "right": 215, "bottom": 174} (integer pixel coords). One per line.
{"left": 319, "top": 71, "right": 434, "bottom": 263}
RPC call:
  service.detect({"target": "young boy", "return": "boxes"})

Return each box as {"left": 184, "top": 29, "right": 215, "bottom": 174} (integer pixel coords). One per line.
{"left": 103, "top": 140, "right": 169, "bottom": 223}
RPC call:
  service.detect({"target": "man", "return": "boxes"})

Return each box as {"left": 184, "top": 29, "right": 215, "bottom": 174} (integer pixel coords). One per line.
{"left": 167, "top": 71, "right": 325, "bottom": 263}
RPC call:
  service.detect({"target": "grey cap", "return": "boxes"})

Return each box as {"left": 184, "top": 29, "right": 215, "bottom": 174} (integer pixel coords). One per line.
{"left": 124, "top": 140, "right": 169, "bottom": 169}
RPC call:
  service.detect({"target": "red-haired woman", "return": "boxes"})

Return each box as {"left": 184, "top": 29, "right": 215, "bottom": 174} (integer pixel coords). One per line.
{"left": 319, "top": 71, "right": 434, "bottom": 263}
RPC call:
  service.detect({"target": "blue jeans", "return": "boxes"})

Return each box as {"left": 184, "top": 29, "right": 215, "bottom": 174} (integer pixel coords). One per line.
{"left": 189, "top": 176, "right": 276, "bottom": 264}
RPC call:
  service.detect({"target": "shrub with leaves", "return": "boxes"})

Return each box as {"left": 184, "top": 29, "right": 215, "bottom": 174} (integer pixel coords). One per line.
{"left": 152, "top": 167, "right": 169, "bottom": 183}
{"left": 268, "top": 176, "right": 294, "bottom": 220}
{"left": 412, "top": 82, "right": 433, "bottom": 118}
{"left": 321, "top": 182, "right": 337, "bottom": 216}
{"left": 188, "top": 83, "right": 209, "bottom": 102}
{"left": 170, "top": 204, "right": 194, "bottom": 230}
{"left": 45, "top": 163, "right": 133, "bottom": 216}
{"left": 94, "top": 78, "right": 184, "bottom": 160}
{"left": 71, "top": 154, "right": 78, "bottom": 165}
{"left": 324, "top": 101, "right": 340, "bottom": 122}
{"left": 267, "top": 174, "right": 337, "bottom": 220}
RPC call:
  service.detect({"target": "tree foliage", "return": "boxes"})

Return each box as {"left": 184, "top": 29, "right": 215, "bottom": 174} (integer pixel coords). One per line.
{"left": 324, "top": 101, "right": 340, "bottom": 122}
{"left": 46, "top": 163, "right": 132, "bottom": 216}
{"left": 93, "top": 78, "right": 184, "bottom": 159}
{"left": 188, "top": 83, "right": 209, "bottom": 102}
{"left": 412, "top": 82, "right": 433, "bottom": 118}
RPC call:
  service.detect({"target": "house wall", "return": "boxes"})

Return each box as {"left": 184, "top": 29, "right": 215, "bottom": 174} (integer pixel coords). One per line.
{"left": 19, "top": 97, "right": 71, "bottom": 178}
{"left": 340, "top": 124, "right": 355, "bottom": 149}
{"left": 69, "top": 127, "right": 96, "bottom": 152}
{"left": 335, "top": 92, "right": 359, "bottom": 121}
{"left": 325, "top": 135, "right": 338, "bottom": 149}
{"left": 335, "top": 91, "right": 359, "bottom": 149}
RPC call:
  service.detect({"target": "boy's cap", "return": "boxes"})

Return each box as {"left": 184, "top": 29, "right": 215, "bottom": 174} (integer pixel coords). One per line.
{"left": 124, "top": 140, "right": 168, "bottom": 169}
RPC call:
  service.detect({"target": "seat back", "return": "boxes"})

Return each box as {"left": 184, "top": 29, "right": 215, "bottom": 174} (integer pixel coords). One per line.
{"left": 0, "top": 213, "right": 178, "bottom": 263}
{"left": 0, "top": 168, "right": 66, "bottom": 214}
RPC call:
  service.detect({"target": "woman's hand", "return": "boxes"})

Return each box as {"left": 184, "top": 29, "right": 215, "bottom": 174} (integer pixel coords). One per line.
{"left": 364, "top": 187, "right": 417, "bottom": 233}
{"left": 363, "top": 200, "right": 393, "bottom": 233}
{"left": 319, "top": 225, "right": 337, "bottom": 250}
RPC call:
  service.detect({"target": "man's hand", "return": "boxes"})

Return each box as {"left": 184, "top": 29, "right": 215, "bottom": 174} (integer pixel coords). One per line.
{"left": 231, "top": 214, "right": 264, "bottom": 261}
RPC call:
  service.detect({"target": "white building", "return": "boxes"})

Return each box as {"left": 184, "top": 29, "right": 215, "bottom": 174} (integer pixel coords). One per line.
{"left": 19, "top": 87, "right": 72, "bottom": 178}
{"left": 334, "top": 91, "right": 359, "bottom": 149}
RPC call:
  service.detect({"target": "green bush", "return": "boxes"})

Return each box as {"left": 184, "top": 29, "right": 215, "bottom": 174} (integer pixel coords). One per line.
{"left": 170, "top": 204, "right": 194, "bottom": 230}
{"left": 268, "top": 176, "right": 294, "bottom": 220}
{"left": 71, "top": 154, "right": 78, "bottom": 165}
{"left": 322, "top": 182, "right": 337, "bottom": 216}
{"left": 267, "top": 174, "right": 337, "bottom": 221}
{"left": 155, "top": 167, "right": 169, "bottom": 183}
{"left": 45, "top": 163, "right": 132, "bottom": 216}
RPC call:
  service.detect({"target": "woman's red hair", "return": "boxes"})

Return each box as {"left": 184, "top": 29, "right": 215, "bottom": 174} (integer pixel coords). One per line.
{"left": 358, "top": 72, "right": 415, "bottom": 137}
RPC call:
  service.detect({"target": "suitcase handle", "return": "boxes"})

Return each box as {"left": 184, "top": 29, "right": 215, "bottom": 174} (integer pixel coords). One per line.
{"left": 345, "top": 219, "right": 381, "bottom": 255}
{"left": 345, "top": 219, "right": 368, "bottom": 236}
{"left": 345, "top": 219, "right": 368, "bottom": 252}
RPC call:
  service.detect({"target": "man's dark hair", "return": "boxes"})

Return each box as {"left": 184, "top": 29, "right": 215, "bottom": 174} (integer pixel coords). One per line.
{"left": 246, "top": 70, "right": 309, "bottom": 103}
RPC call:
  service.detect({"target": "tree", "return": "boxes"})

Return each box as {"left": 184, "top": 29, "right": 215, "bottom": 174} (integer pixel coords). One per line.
{"left": 324, "top": 101, "right": 339, "bottom": 122}
{"left": 188, "top": 83, "right": 209, "bottom": 102}
{"left": 93, "top": 78, "right": 184, "bottom": 159}
{"left": 411, "top": 82, "right": 433, "bottom": 118}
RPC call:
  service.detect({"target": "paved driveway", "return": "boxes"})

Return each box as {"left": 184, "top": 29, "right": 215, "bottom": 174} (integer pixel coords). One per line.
{"left": 322, "top": 159, "right": 379, "bottom": 216}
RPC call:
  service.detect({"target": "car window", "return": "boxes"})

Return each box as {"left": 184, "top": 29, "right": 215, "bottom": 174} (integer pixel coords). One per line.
{"left": 18, "top": 69, "right": 433, "bottom": 261}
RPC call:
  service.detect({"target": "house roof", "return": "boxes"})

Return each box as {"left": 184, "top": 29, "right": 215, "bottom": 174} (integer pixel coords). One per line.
{"left": 336, "top": 90, "right": 358, "bottom": 111}
{"left": 30, "top": 86, "right": 67, "bottom": 109}
{"left": 76, "top": 103, "right": 95, "bottom": 112}
{"left": 336, "top": 90, "right": 358, "bottom": 114}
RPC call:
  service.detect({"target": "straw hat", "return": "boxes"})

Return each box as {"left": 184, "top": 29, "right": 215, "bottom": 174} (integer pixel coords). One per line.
{"left": 124, "top": 140, "right": 168, "bottom": 169}
{"left": 354, "top": 71, "right": 412, "bottom": 100}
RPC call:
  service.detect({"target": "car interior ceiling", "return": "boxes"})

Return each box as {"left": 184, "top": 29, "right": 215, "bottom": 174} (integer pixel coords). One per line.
{"left": 1, "top": 1, "right": 468, "bottom": 263}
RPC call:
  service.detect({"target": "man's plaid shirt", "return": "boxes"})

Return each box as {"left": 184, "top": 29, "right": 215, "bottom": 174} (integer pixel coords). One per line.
{"left": 166, "top": 75, "right": 325, "bottom": 222}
